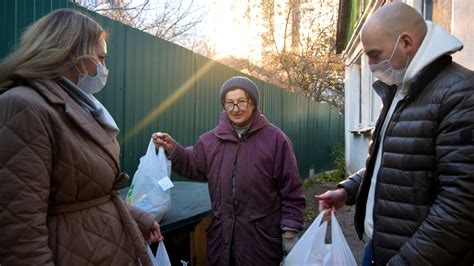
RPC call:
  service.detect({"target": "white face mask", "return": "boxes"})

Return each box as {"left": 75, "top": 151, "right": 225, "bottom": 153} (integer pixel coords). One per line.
{"left": 77, "top": 63, "right": 109, "bottom": 94}
{"left": 369, "top": 35, "right": 409, "bottom": 86}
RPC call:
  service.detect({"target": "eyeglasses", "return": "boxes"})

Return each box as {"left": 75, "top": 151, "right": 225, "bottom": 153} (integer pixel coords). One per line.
{"left": 223, "top": 99, "right": 250, "bottom": 111}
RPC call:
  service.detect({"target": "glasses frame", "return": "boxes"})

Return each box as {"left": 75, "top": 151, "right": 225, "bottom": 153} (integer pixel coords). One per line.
{"left": 223, "top": 99, "right": 251, "bottom": 111}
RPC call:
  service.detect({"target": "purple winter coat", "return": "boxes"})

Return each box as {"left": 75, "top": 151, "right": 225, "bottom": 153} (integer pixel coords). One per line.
{"left": 169, "top": 109, "right": 306, "bottom": 266}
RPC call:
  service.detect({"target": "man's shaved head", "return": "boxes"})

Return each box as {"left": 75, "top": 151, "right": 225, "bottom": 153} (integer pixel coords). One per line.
{"left": 362, "top": 2, "right": 427, "bottom": 45}
{"left": 360, "top": 2, "right": 427, "bottom": 70}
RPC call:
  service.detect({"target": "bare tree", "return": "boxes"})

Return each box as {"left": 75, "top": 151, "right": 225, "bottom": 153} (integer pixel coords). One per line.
{"left": 230, "top": 0, "right": 344, "bottom": 111}
{"left": 75, "top": 0, "right": 207, "bottom": 48}
{"left": 141, "top": 0, "right": 206, "bottom": 43}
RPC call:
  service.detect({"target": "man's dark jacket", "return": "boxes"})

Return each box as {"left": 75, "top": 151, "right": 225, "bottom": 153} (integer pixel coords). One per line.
{"left": 340, "top": 55, "right": 474, "bottom": 265}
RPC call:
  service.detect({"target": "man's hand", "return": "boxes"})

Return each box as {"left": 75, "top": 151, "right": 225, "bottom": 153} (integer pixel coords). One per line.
{"left": 314, "top": 188, "right": 348, "bottom": 212}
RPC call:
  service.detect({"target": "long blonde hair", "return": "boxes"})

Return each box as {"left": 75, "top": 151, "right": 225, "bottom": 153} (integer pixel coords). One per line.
{"left": 0, "top": 8, "right": 105, "bottom": 89}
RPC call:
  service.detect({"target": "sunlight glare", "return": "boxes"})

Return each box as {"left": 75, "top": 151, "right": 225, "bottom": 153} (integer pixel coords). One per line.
{"left": 123, "top": 60, "right": 216, "bottom": 143}
{"left": 207, "top": 1, "right": 261, "bottom": 60}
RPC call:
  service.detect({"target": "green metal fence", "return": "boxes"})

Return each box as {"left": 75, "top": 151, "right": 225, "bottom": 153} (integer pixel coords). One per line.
{"left": 1, "top": 0, "right": 345, "bottom": 179}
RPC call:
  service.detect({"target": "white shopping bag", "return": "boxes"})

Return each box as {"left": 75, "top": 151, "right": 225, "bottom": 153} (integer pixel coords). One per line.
{"left": 126, "top": 139, "right": 173, "bottom": 222}
{"left": 147, "top": 242, "right": 171, "bottom": 266}
{"left": 283, "top": 211, "right": 356, "bottom": 266}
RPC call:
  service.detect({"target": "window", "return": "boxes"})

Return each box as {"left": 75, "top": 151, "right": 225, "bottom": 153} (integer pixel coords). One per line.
{"left": 358, "top": 64, "right": 363, "bottom": 125}
{"left": 368, "top": 71, "right": 375, "bottom": 125}
{"left": 368, "top": 70, "right": 382, "bottom": 126}
{"left": 423, "top": 0, "right": 433, "bottom": 20}
{"left": 350, "top": 55, "right": 377, "bottom": 135}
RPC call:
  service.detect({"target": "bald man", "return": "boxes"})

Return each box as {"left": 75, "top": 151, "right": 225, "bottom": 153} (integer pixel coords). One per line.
{"left": 315, "top": 2, "right": 474, "bottom": 265}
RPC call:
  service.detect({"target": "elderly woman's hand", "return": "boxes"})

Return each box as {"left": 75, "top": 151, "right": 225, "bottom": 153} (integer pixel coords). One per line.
{"left": 152, "top": 132, "right": 175, "bottom": 154}
{"left": 145, "top": 221, "right": 164, "bottom": 244}
{"left": 282, "top": 231, "right": 299, "bottom": 255}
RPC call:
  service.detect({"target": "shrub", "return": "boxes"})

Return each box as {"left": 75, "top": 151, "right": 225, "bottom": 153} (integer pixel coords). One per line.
{"left": 330, "top": 143, "right": 345, "bottom": 179}
{"left": 303, "top": 143, "right": 346, "bottom": 188}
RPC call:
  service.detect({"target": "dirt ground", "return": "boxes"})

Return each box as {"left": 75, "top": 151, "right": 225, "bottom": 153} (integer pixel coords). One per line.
{"left": 302, "top": 181, "right": 365, "bottom": 265}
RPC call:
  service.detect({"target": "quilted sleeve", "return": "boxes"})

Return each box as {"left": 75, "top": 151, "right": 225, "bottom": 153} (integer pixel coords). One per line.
{"left": 388, "top": 76, "right": 474, "bottom": 265}
{"left": 338, "top": 168, "right": 365, "bottom": 205}
{"left": 127, "top": 204, "right": 156, "bottom": 236}
{"left": 0, "top": 92, "right": 54, "bottom": 265}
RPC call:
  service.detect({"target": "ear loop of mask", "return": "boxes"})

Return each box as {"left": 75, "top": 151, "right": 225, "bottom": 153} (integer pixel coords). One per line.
{"left": 74, "top": 64, "right": 87, "bottom": 84}
{"left": 74, "top": 58, "right": 93, "bottom": 77}
{"left": 387, "top": 35, "right": 402, "bottom": 65}
{"left": 396, "top": 35, "right": 412, "bottom": 80}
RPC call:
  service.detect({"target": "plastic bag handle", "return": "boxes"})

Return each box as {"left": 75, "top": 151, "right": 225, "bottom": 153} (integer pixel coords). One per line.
{"left": 329, "top": 211, "right": 357, "bottom": 265}
{"left": 156, "top": 146, "right": 168, "bottom": 178}
{"left": 145, "top": 138, "right": 157, "bottom": 157}
{"left": 144, "top": 139, "right": 168, "bottom": 177}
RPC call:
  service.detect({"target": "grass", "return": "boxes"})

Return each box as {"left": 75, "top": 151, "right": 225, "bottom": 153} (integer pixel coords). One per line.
{"left": 303, "top": 143, "right": 346, "bottom": 190}
{"left": 302, "top": 169, "right": 345, "bottom": 190}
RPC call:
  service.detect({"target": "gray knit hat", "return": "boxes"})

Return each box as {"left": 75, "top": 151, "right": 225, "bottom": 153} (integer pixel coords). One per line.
{"left": 220, "top": 76, "right": 260, "bottom": 108}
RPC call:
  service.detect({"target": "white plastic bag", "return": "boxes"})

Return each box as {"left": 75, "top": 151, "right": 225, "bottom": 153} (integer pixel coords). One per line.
{"left": 283, "top": 211, "right": 356, "bottom": 266}
{"left": 147, "top": 242, "right": 171, "bottom": 266}
{"left": 126, "top": 139, "right": 173, "bottom": 222}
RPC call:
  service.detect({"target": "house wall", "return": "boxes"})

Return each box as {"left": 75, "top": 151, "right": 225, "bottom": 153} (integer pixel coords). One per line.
{"left": 451, "top": 1, "right": 474, "bottom": 70}
{"left": 345, "top": 63, "right": 364, "bottom": 174}
{"left": 344, "top": 53, "right": 379, "bottom": 174}
{"left": 343, "top": 0, "right": 473, "bottom": 175}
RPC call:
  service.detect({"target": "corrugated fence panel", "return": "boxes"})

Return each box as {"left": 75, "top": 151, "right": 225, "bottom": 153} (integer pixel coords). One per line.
{"left": 0, "top": 1, "right": 13, "bottom": 58}
{"left": 318, "top": 103, "right": 333, "bottom": 169}
{"left": 296, "top": 96, "right": 309, "bottom": 175}
{"left": 0, "top": 0, "right": 72, "bottom": 58}
{"left": 0, "top": 1, "right": 345, "bottom": 179}
{"left": 194, "top": 55, "right": 216, "bottom": 136}
{"left": 194, "top": 56, "right": 225, "bottom": 138}
{"left": 87, "top": 9, "right": 127, "bottom": 165}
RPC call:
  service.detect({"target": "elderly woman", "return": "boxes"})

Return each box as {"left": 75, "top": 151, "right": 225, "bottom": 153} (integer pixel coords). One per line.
{"left": 153, "top": 76, "right": 306, "bottom": 265}
{"left": 0, "top": 9, "right": 161, "bottom": 265}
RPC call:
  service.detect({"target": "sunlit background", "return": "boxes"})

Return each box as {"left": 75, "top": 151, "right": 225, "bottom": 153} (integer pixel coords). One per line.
{"left": 205, "top": 1, "right": 262, "bottom": 60}
{"left": 81, "top": 0, "right": 337, "bottom": 61}
{"left": 77, "top": 0, "right": 344, "bottom": 110}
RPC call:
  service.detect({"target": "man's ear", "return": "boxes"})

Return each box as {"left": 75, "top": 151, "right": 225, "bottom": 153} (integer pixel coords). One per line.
{"left": 400, "top": 32, "right": 415, "bottom": 53}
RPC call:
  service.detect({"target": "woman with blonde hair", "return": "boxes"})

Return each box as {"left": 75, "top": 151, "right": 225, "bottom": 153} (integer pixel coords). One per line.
{"left": 0, "top": 8, "right": 161, "bottom": 265}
